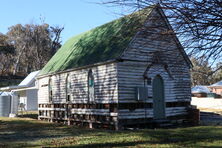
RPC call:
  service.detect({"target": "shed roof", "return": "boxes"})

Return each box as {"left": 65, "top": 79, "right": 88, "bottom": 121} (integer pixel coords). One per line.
{"left": 0, "top": 92, "right": 12, "bottom": 96}
{"left": 19, "top": 71, "right": 40, "bottom": 86}
{"left": 192, "top": 85, "right": 211, "bottom": 93}
{"left": 39, "top": 6, "right": 154, "bottom": 75}
{"left": 210, "top": 80, "right": 222, "bottom": 87}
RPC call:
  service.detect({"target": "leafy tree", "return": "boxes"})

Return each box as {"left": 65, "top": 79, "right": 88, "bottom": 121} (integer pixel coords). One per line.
{"left": 6, "top": 23, "right": 63, "bottom": 75}
{"left": 191, "top": 57, "right": 213, "bottom": 86}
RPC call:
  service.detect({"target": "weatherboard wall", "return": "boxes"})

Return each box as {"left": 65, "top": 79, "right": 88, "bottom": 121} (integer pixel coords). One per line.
{"left": 38, "top": 63, "right": 119, "bottom": 129}
{"left": 37, "top": 6, "right": 192, "bottom": 128}
{"left": 38, "top": 63, "right": 118, "bottom": 104}
{"left": 117, "top": 8, "right": 191, "bottom": 120}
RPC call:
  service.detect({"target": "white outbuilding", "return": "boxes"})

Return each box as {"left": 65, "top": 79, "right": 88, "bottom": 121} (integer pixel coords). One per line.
{"left": 192, "top": 85, "right": 211, "bottom": 94}
{"left": 0, "top": 71, "right": 39, "bottom": 112}
{"left": 0, "top": 92, "right": 18, "bottom": 117}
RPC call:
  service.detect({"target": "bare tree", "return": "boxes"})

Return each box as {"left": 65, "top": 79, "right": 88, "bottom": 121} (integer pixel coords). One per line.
{"left": 101, "top": 0, "right": 222, "bottom": 67}
{"left": 191, "top": 57, "right": 213, "bottom": 86}
{"left": 50, "top": 26, "right": 64, "bottom": 56}
{"left": 213, "top": 62, "right": 222, "bottom": 83}
{"left": 6, "top": 25, "right": 27, "bottom": 75}
{"left": 0, "top": 33, "right": 15, "bottom": 75}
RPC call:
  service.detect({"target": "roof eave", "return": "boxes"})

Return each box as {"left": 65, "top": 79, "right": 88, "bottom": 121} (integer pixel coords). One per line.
{"left": 0, "top": 85, "right": 28, "bottom": 91}
{"left": 37, "top": 59, "right": 118, "bottom": 79}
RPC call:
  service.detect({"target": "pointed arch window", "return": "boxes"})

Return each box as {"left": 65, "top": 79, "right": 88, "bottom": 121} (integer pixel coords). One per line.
{"left": 48, "top": 77, "right": 53, "bottom": 102}
{"left": 88, "top": 69, "right": 95, "bottom": 102}
{"left": 66, "top": 74, "right": 71, "bottom": 102}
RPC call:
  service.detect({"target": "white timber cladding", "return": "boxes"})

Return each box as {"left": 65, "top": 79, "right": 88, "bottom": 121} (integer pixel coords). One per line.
{"left": 117, "top": 8, "right": 191, "bottom": 118}
{"left": 26, "top": 89, "right": 38, "bottom": 110}
{"left": 38, "top": 63, "right": 118, "bottom": 104}
{"left": 118, "top": 107, "right": 187, "bottom": 119}
{"left": 38, "top": 77, "right": 50, "bottom": 104}
{"left": 37, "top": 7, "right": 191, "bottom": 123}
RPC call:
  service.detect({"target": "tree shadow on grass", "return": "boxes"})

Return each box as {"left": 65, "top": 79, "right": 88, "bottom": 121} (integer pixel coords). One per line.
{"left": 1, "top": 118, "right": 222, "bottom": 147}
{"left": 0, "top": 119, "right": 68, "bottom": 142}
{"left": 0, "top": 118, "right": 108, "bottom": 147}
{"left": 59, "top": 126, "right": 222, "bottom": 147}
{"left": 63, "top": 141, "right": 153, "bottom": 148}
{"left": 18, "top": 113, "right": 38, "bottom": 119}
{"left": 63, "top": 126, "right": 222, "bottom": 147}
{"left": 139, "top": 126, "right": 222, "bottom": 147}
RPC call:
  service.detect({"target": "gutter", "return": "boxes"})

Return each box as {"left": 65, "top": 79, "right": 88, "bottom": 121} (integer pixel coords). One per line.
{"left": 0, "top": 85, "right": 28, "bottom": 91}
{"left": 11, "top": 86, "right": 38, "bottom": 92}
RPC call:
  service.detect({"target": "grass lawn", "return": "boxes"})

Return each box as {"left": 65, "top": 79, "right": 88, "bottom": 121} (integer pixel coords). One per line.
{"left": 0, "top": 117, "right": 222, "bottom": 148}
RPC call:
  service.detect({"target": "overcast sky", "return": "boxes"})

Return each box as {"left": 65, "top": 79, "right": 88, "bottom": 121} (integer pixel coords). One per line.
{"left": 0, "top": 0, "right": 130, "bottom": 43}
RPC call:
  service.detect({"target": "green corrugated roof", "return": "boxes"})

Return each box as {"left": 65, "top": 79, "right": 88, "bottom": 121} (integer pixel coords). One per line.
{"left": 40, "top": 6, "right": 154, "bottom": 75}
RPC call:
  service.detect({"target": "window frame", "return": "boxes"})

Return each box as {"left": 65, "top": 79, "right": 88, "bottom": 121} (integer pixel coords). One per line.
{"left": 48, "top": 77, "right": 53, "bottom": 103}
{"left": 66, "top": 74, "right": 72, "bottom": 102}
{"left": 88, "top": 69, "right": 95, "bottom": 103}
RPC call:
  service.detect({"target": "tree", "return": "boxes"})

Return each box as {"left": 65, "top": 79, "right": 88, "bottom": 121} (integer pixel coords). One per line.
{"left": 191, "top": 57, "right": 213, "bottom": 86}
{"left": 6, "top": 23, "right": 64, "bottom": 75}
{"left": 212, "top": 62, "right": 222, "bottom": 83}
{"left": 50, "top": 26, "right": 64, "bottom": 56}
{"left": 0, "top": 33, "right": 15, "bottom": 75}
{"left": 102, "top": 0, "right": 222, "bottom": 67}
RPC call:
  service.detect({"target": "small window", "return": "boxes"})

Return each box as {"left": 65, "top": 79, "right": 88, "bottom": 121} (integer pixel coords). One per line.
{"left": 66, "top": 74, "right": 71, "bottom": 102}
{"left": 88, "top": 69, "right": 95, "bottom": 102}
{"left": 147, "top": 78, "right": 152, "bottom": 85}
{"left": 67, "top": 95, "right": 70, "bottom": 102}
{"left": 89, "top": 79, "right": 94, "bottom": 87}
{"left": 49, "top": 78, "right": 53, "bottom": 102}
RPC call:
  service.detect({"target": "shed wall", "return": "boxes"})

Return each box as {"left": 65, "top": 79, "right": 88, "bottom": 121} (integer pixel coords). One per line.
{"left": 26, "top": 89, "right": 38, "bottom": 110}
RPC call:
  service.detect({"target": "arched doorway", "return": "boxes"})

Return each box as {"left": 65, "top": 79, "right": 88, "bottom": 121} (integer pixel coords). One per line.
{"left": 152, "top": 75, "right": 165, "bottom": 119}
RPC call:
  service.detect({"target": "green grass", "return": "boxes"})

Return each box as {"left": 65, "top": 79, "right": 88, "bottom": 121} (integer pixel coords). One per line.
{"left": 1, "top": 117, "right": 222, "bottom": 147}
{"left": 17, "top": 111, "right": 38, "bottom": 119}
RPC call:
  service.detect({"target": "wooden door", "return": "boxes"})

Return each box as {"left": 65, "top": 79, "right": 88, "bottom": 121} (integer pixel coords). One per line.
{"left": 152, "top": 75, "right": 165, "bottom": 119}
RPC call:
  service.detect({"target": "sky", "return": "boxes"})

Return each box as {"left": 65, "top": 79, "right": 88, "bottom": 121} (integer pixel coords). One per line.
{"left": 0, "top": 0, "right": 130, "bottom": 43}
